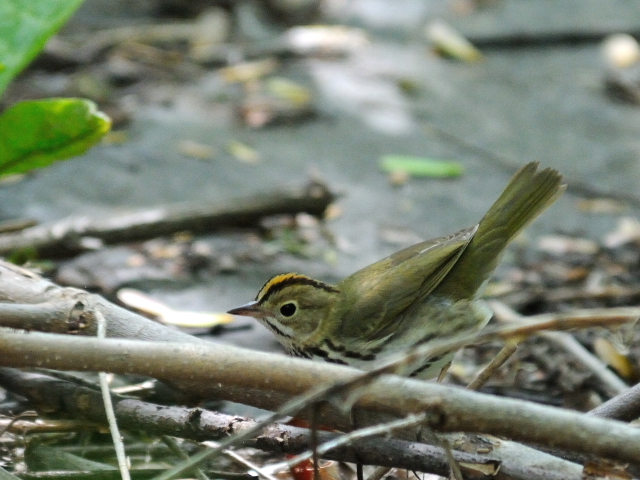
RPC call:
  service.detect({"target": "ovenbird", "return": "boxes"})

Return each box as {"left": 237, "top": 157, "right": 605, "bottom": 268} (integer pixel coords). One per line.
{"left": 228, "top": 162, "right": 565, "bottom": 378}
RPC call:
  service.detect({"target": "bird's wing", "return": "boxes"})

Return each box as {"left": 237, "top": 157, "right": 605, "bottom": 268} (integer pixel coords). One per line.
{"left": 336, "top": 225, "right": 477, "bottom": 341}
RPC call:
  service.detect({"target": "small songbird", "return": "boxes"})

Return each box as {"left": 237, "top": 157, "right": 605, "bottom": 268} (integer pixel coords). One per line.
{"left": 228, "top": 162, "right": 565, "bottom": 379}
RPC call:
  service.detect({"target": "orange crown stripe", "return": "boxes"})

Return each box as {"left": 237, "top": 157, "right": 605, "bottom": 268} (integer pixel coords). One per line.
{"left": 256, "top": 273, "right": 339, "bottom": 303}
{"left": 257, "top": 273, "right": 303, "bottom": 301}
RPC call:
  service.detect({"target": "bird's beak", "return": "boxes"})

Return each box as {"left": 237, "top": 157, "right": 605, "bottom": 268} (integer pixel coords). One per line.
{"left": 227, "top": 301, "right": 263, "bottom": 318}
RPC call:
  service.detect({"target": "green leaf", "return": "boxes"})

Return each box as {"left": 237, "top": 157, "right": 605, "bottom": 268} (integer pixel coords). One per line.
{"left": 380, "top": 155, "right": 464, "bottom": 178}
{"left": 0, "top": 98, "right": 111, "bottom": 175}
{"left": 0, "top": 0, "right": 86, "bottom": 96}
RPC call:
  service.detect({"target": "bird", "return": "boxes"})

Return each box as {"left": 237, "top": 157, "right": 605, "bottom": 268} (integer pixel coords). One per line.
{"left": 228, "top": 162, "right": 565, "bottom": 379}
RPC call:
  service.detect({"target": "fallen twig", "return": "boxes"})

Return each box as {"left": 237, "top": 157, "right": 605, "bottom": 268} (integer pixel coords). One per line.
{"left": 466, "top": 342, "right": 519, "bottom": 391}
{"left": 0, "top": 181, "right": 335, "bottom": 258}
{"left": 0, "top": 261, "right": 206, "bottom": 343}
{"left": 0, "top": 368, "right": 582, "bottom": 480}
{"left": 489, "top": 300, "right": 631, "bottom": 397}
{"left": 589, "top": 381, "right": 640, "bottom": 421}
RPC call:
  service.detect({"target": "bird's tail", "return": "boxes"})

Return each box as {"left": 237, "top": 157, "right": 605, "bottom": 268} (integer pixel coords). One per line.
{"left": 434, "top": 162, "right": 566, "bottom": 300}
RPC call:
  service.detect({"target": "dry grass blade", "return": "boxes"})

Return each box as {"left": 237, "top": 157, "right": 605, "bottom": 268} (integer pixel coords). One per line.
{"left": 203, "top": 441, "right": 279, "bottom": 480}
{"left": 281, "top": 414, "right": 427, "bottom": 470}
{"left": 96, "top": 310, "right": 131, "bottom": 480}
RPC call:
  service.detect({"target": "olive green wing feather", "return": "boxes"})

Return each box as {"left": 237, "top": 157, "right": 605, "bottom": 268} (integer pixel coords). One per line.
{"left": 331, "top": 162, "right": 564, "bottom": 346}
{"left": 336, "top": 225, "right": 477, "bottom": 341}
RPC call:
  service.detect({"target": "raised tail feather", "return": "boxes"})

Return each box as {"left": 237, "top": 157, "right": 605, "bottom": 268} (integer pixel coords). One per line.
{"left": 433, "top": 162, "right": 566, "bottom": 300}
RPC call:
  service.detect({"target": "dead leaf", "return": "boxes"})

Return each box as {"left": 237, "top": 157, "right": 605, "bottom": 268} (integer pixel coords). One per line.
{"left": 603, "top": 217, "right": 640, "bottom": 248}
{"left": 117, "top": 288, "right": 234, "bottom": 328}
{"left": 537, "top": 235, "right": 599, "bottom": 255}
{"left": 593, "top": 337, "right": 635, "bottom": 379}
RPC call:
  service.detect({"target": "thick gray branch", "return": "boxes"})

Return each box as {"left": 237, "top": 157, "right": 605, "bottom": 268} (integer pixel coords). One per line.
{"left": 0, "top": 262, "right": 205, "bottom": 341}
{"left": 589, "top": 381, "right": 640, "bottom": 421}
{"left": 0, "top": 331, "right": 638, "bottom": 468}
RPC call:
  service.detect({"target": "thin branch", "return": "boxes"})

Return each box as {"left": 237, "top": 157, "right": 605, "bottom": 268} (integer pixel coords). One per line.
{"left": 0, "top": 181, "right": 335, "bottom": 258}
{"left": 440, "top": 437, "right": 463, "bottom": 480}
{"left": 281, "top": 414, "right": 427, "bottom": 469}
{"left": 541, "top": 331, "right": 628, "bottom": 396}
{"left": 589, "top": 382, "right": 640, "bottom": 421}
{"left": 466, "top": 342, "right": 519, "bottom": 391}
{"left": 0, "top": 300, "right": 87, "bottom": 333}
{"left": 489, "top": 300, "right": 630, "bottom": 397}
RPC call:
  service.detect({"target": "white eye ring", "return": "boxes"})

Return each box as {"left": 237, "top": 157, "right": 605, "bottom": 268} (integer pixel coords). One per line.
{"left": 279, "top": 301, "right": 298, "bottom": 317}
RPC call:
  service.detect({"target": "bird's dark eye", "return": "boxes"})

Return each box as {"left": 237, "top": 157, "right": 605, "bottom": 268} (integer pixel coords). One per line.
{"left": 280, "top": 302, "right": 297, "bottom": 317}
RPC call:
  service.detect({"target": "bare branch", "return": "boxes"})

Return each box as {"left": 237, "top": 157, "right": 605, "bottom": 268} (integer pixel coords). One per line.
{"left": 490, "top": 300, "right": 630, "bottom": 397}
{"left": 589, "top": 382, "right": 640, "bottom": 421}
{"left": 466, "top": 342, "right": 519, "bottom": 391}
{"left": 0, "top": 181, "right": 335, "bottom": 258}
{"left": 0, "top": 261, "right": 204, "bottom": 343}
{"left": 0, "top": 368, "right": 583, "bottom": 480}
{"left": 0, "top": 330, "right": 639, "bottom": 467}
{"left": 0, "top": 300, "right": 87, "bottom": 333}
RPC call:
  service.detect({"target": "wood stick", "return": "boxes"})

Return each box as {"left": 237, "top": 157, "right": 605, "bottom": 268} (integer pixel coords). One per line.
{"left": 0, "top": 331, "right": 639, "bottom": 467}
{"left": 0, "top": 368, "right": 584, "bottom": 480}
{"left": 0, "top": 181, "right": 335, "bottom": 258}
